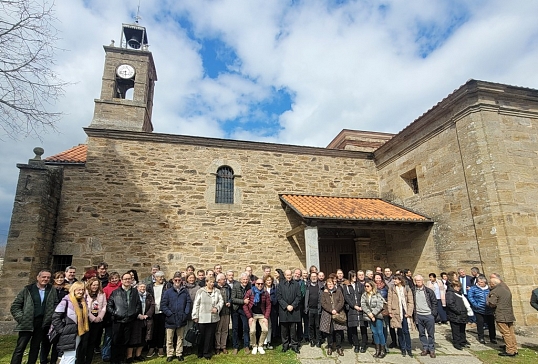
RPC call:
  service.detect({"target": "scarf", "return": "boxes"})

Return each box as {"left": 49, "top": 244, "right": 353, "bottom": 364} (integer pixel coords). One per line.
{"left": 252, "top": 285, "right": 263, "bottom": 304}
{"left": 395, "top": 286, "right": 407, "bottom": 315}
{"left": 455, "top": 291, "right": 474, "bottom": 316}
{"left": 139, "top": 292, "right": 147, "bottom": 313}
{"left": 69, "top": 294, "right": 89, "bottom": 336}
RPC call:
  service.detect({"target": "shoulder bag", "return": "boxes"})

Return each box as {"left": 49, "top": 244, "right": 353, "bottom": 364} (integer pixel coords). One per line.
{"left": 48, "top": 300, "right": 68, "bottom": 344}
{"left": 330, "top": 292, "right": 347, "bottom": 325}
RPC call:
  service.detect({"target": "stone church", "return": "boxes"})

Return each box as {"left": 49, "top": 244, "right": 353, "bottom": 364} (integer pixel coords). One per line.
{"left": 1, "top": 23, "right": 537, "bottom": 331}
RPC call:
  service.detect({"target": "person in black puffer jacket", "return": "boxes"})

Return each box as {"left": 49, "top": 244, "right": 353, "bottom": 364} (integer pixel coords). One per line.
{"left": 445, "top": 281, "right": 468, "bottom": 350}
{"left": 51, "top": 281, "right": 90, "bottom": 364}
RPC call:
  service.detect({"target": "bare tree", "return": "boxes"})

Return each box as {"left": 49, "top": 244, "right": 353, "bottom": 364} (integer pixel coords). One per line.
{"left": 0, "top": 0, "right": 66, "bottom": 139}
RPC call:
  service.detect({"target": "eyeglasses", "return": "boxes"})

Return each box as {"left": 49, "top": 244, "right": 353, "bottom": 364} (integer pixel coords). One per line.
{"left": 173, "top": 279, "right": 181, "bottom": 282}
{"left": 255, "top": 283, "right": 263, "bottom": 285}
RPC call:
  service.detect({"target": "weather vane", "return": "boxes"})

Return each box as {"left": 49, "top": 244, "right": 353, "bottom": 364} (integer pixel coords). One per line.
{"left": 134, "top": 0, "right": 142, "bottom": 23}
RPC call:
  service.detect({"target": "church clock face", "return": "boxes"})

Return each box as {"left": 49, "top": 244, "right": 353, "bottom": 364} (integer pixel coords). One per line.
{"left": 116, "top": 64, "right": 135, "bottom": 79}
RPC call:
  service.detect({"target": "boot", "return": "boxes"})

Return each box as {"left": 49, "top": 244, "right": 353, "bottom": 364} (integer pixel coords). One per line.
{"left": 373, "top": 344, "right": 380, "bottom": 358}
{"left": 327, "top": 343, "right": 334, "bottom": 356}
{"left": 378, "top": 345, "right": 387, "bottom": 358}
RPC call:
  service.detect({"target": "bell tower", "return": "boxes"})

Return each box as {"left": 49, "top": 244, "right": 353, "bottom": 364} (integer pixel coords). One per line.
{"left": 90, "top": 23, "right": 157, "bottom": 132}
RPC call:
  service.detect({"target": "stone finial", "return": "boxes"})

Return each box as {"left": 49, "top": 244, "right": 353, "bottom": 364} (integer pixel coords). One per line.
{"left": 110, "top": 40, "right": 115, "bottom": 47}
{"left": 28, "top": 147, "right": 45, "bottom": 165}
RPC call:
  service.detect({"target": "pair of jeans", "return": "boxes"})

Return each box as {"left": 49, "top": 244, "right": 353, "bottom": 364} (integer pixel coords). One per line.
{"left": 101, "top": 325, "right": 112, "bottom": 360}
{"left": 397, "top": 317, "right": 412, "bottom": 351}
{"left": 437, "top": 300, "right": 448, "bottom": 322}
{"left": 370, "top": 319, "right": 386, "bottom": 346}
{"left": 416, "top": 314, "right": 435, "bottom": 352}
{"left": 231, "top": 309, "right": 249, "bottom": 349}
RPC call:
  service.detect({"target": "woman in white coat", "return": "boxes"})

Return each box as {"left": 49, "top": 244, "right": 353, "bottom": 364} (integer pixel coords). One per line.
{"left": 192, "top": 277, "right": 223, "bottom": 360}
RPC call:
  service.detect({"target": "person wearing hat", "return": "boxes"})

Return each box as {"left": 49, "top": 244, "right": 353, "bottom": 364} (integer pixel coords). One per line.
{"left": 160, "top": 272, "right": 192, "bottom": 362}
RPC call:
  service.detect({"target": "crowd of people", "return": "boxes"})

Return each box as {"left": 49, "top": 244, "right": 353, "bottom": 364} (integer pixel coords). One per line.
{"left": 9, "top": 262, "right": 529, "bottom": 364}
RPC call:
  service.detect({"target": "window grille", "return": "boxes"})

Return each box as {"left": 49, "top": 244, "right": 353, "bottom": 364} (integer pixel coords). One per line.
{"left": 215, "top": 166, "right": 234, "bottom": 204}
{"left": 52, "top": 255, "right": 73, "bottom": 273}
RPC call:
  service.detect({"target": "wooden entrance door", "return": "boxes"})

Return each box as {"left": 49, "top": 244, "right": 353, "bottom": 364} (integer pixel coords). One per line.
{"left": 318, "top": 238, "right": 357, "bottom": 275}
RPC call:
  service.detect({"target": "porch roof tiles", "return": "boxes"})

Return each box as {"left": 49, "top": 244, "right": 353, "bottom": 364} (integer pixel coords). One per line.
{"left": 280, "top": 194, "right": 430, "bottom": 222}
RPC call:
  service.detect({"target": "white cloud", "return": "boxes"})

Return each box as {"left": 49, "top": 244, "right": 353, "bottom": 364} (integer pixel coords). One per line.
{"left": 1, "top": 0, "right": 538, "bottom": 239}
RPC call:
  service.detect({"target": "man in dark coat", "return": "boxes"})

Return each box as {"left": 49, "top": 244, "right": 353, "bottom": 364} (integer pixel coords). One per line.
{"left": 413, "top": 275, "right": 438, "bottom": 358}
{"left": 488, "top": 276, "right": 518, "bottom": 357}
{"left": 107, "top": 272, "right": 143, "bottom": 364}
{"left": 10, "top": 270, "right": 58, "bottom": 364}
{"left": 230, "top": 272, "right": 251, "bottom": 354}
{"left": 160, "top": 272, "right": 191, "bottom": 361}
{"left": 277, "top": 269, "right": 302, "bottom": 354}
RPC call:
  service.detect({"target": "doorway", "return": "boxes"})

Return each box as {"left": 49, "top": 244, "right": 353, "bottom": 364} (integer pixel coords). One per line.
{"left": 318, "top": 238, "right": 357, "bottom": 275}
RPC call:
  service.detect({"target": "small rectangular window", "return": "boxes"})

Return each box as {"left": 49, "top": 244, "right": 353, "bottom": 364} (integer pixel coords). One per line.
{"left": 52, "top": 255, "right": 73, "bottom": 273}
{"left": 401, "top": 168, "right": 419, "bottom": 194}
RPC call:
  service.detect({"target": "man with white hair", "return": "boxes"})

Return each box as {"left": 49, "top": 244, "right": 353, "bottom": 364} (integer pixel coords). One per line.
{"left": 277, "top": 269, "right": 302, "bottom": 354}
{"left": 231, "top": 272, "right": 251, "bottom": 354}
{"left": 488, "top": 275, "right": 518, "bottom": 357}
{"left": 413, "top": 274, "right": 438, "bottom": 358}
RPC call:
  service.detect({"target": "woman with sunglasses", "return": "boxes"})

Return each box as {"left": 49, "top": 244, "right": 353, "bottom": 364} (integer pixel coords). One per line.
{"left": 361, "top": 281, "right": 387, "bottom": 358}
{"left": 387, "top": 274, "right": 415, "bottom": 357}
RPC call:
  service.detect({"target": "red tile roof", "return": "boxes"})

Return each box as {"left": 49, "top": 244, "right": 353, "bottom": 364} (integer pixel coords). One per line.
{"left": 280, "top": 194, "right": 430, "bottom": 222}
{"left": 44, "top": 144, "right": 87, "bottom": 164}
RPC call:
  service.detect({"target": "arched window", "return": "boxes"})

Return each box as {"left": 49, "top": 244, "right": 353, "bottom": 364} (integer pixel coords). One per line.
{"left": 215, "top": 166, "right": 234, "bottom": 204}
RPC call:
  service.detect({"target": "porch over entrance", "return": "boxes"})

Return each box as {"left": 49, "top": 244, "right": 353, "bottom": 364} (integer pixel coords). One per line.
{"left": 280, "top": 194, "right": 432, "bottom": 274}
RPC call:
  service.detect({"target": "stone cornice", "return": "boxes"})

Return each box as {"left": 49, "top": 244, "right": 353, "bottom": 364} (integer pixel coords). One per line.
{"left": 84, "top": 128, "right": 374, "bottom": 159}
{"left": 374, "top": 80, "right": 538, "bottom": 169}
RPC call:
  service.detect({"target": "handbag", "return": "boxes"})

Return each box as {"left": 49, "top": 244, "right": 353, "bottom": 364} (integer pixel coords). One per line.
{"left": 381, "top": 301, "right": 389, "bottom": 317}
{"left": 330, "top": 292, "right": 347, "bottom": 325}
{"left": 48, "top": 299, "right": 68, "bottom": 344}
{"left": 332, "top": 310, "right": 347, "bottom": 325}
{"left": 185, "top": 324, "right": 201, "bottom": 345}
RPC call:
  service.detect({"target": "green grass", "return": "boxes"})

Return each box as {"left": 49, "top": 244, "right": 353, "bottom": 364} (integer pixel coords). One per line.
{"left": 0, "top": 335, "right": 300, "bottom": 364}
{"left": 0, "top": 336, "right": 18, "bottom": 363}
{"left": 472, "top": 347, "right": 538, "bottom": 364}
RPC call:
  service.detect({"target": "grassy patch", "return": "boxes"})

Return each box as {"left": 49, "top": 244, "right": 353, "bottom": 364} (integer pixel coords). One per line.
{"left": 0, "top": 335, "right": 300, "bottom": 364}
{"left": 472, "top": 347, "right": 538, "bottom": 364}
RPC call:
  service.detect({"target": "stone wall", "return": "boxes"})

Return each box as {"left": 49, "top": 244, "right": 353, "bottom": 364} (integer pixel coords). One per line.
{"left": 51, "top": 131, "right": 379, "bottom": 279}
{"left": 0, "top": 159, "right": 63, "bottom": 320}
{"left": 376, "top": 81, "right": 538, "bottom": 327}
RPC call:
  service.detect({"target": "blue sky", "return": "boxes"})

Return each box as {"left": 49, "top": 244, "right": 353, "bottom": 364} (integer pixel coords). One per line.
{"left": 1, "top": 0, "right": 538, "bottom": 245}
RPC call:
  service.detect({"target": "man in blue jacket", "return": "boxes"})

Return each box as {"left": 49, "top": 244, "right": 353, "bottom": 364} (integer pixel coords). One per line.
{"left": 161, "top": 272, "right": 192, "bottom": 362}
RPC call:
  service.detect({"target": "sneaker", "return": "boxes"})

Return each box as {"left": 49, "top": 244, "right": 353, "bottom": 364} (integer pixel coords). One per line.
{"left": 232, "top": 349, "right": 238, "bottom": 355}
{"left": 146, "top": 349, "right": 155, "bottom": 358}
{"left": 252, "top": 347, "right": 258, "bottom": 355}
{"left": 244, "top": 347, "right": 250, "bottom": 354}
{"left": 258, "top": 346, "right": 265, "bottom": 355}
{"left": 265, "top": 344, "right": 274, "bottom": 350}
